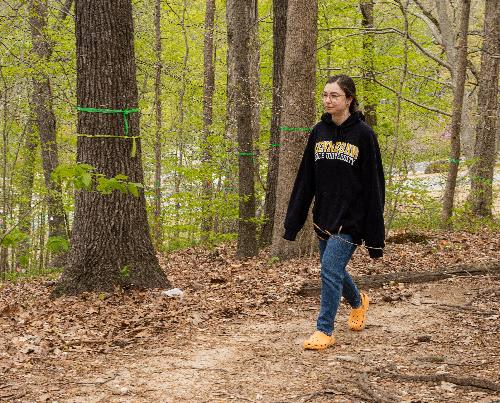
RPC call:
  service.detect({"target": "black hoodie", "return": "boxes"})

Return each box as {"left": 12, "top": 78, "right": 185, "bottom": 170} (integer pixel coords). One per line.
{"left": 283, "top": 112, "right": 385, "bottom": 258}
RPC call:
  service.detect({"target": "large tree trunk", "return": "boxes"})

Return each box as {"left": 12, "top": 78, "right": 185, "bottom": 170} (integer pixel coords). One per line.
{"left": 201, "top": 0, "right": 216, "bottom": 242}
{"left": 152, "top": 0, "right": 163, "bottom": 249}
{"left": 259, "top": 0, "right": 288, "bottom": 246}
{"left": 360, "top": 0, "right": 377, "bottom": 129}
{"left": 269, "top": 0, "right": 318, "bottom": 260}
{"left": 29, "top": 0, "right": 69, "bottom": 246}
{"left": 227, "top": 0, "right": 258, "bottom": 259}
{"left": 52, "top": 0, "right": 170, "bottom": 296}
{"left": 440, "top": 0, "right": 471, "bottom": 229}
{"left": 249, "top": 0, "right": 261, "bottom": 206}
{"left": 469, "top": 0, "right": 500, "bottom": 217}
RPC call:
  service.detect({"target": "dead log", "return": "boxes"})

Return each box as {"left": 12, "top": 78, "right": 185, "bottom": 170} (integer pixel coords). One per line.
{"left": 369, "top": 370, "right": 500, "bottom": 392}
{"left": 298, "top": 261, "right": 500, "bottom": 297}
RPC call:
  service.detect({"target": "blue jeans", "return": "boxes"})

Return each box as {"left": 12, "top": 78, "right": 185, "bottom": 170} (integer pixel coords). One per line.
{"left": 317, "top": 233, "right": 361, "bottom": 336}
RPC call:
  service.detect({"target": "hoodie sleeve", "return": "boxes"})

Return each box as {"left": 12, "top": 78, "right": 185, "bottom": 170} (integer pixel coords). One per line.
{"left": 283, "top": 131, "right": 316, "bottom": 241}
{"left": 360, "top": 129, "right": 386, "bottom": 258}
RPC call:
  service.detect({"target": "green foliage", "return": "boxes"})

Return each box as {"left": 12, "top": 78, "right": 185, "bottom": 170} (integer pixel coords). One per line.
{"left": 120, "top": 264, "right": 130, "bottom": 278}
{"left": 51, "top": 163, "right": 144, "bottom": 196}
{"left": 0, "top": 0, "right": 497, "bottom": 273}
{"left": 1, "top": 229, "right": 26, "bottom": 249}
{"left": 46, "top": 236, "right": 70, "bottom": 254}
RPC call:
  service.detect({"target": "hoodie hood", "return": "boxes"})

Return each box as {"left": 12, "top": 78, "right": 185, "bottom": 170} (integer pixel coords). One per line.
{"left": 321, "top": 111, "right": 365, "bottom": 129}
{"left": 320, "top": 112, "right": 365, "bottom": 139}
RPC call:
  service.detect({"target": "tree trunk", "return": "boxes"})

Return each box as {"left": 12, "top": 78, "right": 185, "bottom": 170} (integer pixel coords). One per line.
{"left": 227, "top": 0, "right": 258, "bottom": 259}
{"left": 0, "top": 85, "right": 8, "bottom": 277}
{"left": 29, "top": 0, "right": 69, "bottom": 253}
{"left": 433, "top": 0, "right": 475, "bottom": 160}
{"left": 259, "top": 0, "right": 288, "bottom": 246}
{"left": 440, "top": 0, "right": 471, "bottom": 229}
{"left": 360, "top": 0, "right": 377, "bottom": 129}
{"left": 174, "top": 1, "right": 189, "bottom": 242}
{"left": 52, "top": 0, "right": 170, "bottom": 296}
{"left": 469, "top": 0, "right": 500, "bottom": 217}
{"left": 17, "top": 114, "right": 38, "bottom": 270}
{"left": 269, "top": 0, "right": 318, "bottom": 260}
{"left": 153, "top": 0, "right": 163, "bottom": 249}
{"left": 249, "top": 0, "right": 261, "bottom": 195}
{"left": 201, "top": 0, "right": 216, "bottom": 242}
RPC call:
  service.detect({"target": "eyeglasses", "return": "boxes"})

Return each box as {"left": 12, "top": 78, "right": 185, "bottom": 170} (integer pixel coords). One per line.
{"left": 321, "top": 92, "right": 346, "bottom": 101}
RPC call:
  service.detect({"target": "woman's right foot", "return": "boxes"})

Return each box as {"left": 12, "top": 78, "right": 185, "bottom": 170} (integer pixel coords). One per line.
{"left": 303, "top": 330, "right": 334, "bottom": 350}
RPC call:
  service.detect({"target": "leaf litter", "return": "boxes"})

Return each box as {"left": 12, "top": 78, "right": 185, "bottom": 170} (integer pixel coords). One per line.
{"left": 0, "top": 229, "right": 499, "bottom": 402}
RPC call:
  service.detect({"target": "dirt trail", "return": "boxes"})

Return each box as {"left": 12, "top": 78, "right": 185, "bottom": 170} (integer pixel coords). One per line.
{"left": 1, "top": 232, "right": 499, "bottom": 402}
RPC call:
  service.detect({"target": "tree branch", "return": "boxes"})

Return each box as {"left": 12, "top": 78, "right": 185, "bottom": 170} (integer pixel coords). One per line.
{"left": 317, "top": 27, "right": 453, "bottom": 71}
{"left": 411, "top": 0, "right": 441, "bottom": 32}
{"left": 371, "top": 77, "right": 452, "bottom": 116}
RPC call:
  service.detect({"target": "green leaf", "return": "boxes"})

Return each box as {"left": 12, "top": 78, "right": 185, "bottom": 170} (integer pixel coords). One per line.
{"left": 115, "top": 174, "right": 128, "bottom": 180}
{"left": 99, "top": 294, "right": 104, "bottom": 300}
{"left": 82, "top": 173, "right": 92, "bottom": 186}
{"left": 128, "top": 183, "right": 139, "bottom": 197}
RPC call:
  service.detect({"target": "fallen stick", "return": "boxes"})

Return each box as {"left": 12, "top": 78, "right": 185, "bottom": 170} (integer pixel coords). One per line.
{"left": 65, "top": 339, "right": 108, "bottom": 347}
{"left": 432, "top": 305, "right": 498, "bottom": 316}
{"left": 298, "top": 260, "right": 500, "bottom": 297}
{"left": 368, "top": 370, "right": 500, "bottom": 391}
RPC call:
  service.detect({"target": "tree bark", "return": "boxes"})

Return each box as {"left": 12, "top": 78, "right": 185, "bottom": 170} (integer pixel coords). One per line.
{"left": 174, "top": 1, "right": 189, "bottom": 242}
{"left": 360, "top": 0, "right": 377, "bottom": 129}
{"left": 29, "top": 0, "right": 69, "bottom": 246}
{"left": 259, "top": 0, "right": 288, "bottom": 247}
{"left": 249, "top": 0, "right": 260, "bottom": 194}
{"left": 17, "top": 114, "right": 38, "bottom": 270}
{"left": 153, "top": 0, "right": 163, "bottom": 249}
{"left": 227, "top": 0, "right": 258, "bottom": 259}
{"left": 269, "top": 0, "right": 318, "bottom": 260}
{"left": 52, "top": 0, "right": 170, "bottom": 296}
{"left": 201, "top": 0, "right": 216, "bottom": 242}
{"left": 440, "top": 0, "right": 471, "bottom": 229}
{"left": 469, "top": 0, "right": 500, "bottom": 217}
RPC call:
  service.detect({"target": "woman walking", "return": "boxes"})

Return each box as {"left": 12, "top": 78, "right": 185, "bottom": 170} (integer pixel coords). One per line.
{"left": 283, "top": 74, "right": 385, "bottom": 350}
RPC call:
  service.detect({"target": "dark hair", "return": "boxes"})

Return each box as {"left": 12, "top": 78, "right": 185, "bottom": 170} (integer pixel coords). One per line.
{"left": 326, "top": 74, "right": 360, "bottom": 114}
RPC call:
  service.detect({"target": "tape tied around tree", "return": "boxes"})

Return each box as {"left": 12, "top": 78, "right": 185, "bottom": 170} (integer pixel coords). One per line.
{"left": 472, "top": 176, "right": 494, "bottom": 182}
{"left": 450, "top": 159, "right": 461, "bottom": 163}
{"left": 238, "top": 153, "right": 254, "bottom": 156}
{"left": 77, "top": 107, "right": 140, "bottom": 157}
{"left": 270, "top": 143, "right": 280, "bottom": 146}
{"left": 280, "top": 127, "right": 314, "bottom": 131}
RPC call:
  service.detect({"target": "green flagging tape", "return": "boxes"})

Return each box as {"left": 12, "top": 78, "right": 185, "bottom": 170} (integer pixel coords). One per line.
{"left": 450, "top": 159, "right": 460, "bottom": 163}
{"left": 77, "top": 106, "right": 139, "bottom": 134}
{"left": 472, "top": 176, "right": 494, "bottom": 182}
{"left": 77, "top": 106, "right": 140, "bottom": 157}
{"left": 78, "top": 134, "right": 139, "bottom": 157}
{"left": 270, "top": 143, "right": 279, "bottom": 146}
{"left": 280, "top": 127, "right": 313, "bottom": 131}
{"left": 238, "top": 153, "right": 254, "bottom": 156}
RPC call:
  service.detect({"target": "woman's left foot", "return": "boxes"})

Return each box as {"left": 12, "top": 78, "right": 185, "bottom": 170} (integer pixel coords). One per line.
{"left": 349, "top": 292, "right": 369, "bottom": 331}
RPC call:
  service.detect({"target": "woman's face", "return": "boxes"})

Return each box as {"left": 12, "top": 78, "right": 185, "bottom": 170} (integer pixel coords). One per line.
{"left": 322, "top": 82, "right": 352, "bottom": 116}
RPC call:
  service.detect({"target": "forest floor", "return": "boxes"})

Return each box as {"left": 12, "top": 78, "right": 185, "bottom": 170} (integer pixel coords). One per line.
{"left": 1, "top": 229, "right": 500, "bottom": 403}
